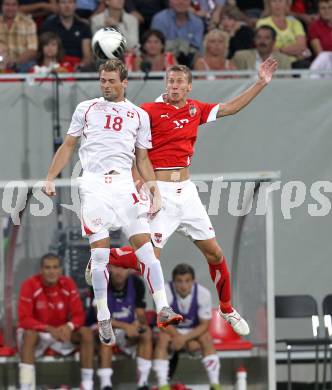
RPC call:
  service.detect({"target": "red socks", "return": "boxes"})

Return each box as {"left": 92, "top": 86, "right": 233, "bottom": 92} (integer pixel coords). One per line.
{"left": 208, "top": 256, "right": 232, "bottom": 313}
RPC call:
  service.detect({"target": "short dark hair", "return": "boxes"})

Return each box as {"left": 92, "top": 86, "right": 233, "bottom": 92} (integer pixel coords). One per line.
{"left": 99, "top": 58, "right": 128, "bottom": 81}
{"left": 255, "top": 25, "right": 277, "bottom": 41}
{"left": 172, "top": 263, "right": 195, "bottom": 280}
{"left": 40, "top": 253, "right": 61, "bottom": 267}
{"left": 166, "top": 64, "right": 192, "bottom": 84}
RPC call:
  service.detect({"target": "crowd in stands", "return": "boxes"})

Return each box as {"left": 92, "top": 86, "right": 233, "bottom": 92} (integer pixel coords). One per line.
{"left": 16, "top": 250, "right": 222, "bottom": 390}
{"left": 0, "top": 0, "right": 331, "bottom": 74}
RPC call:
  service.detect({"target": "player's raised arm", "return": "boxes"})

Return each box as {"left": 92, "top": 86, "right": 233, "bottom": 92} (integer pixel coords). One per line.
{"left": 43, "top": 135, "right": 79, "bottom": 196}
{"left": 217, "top": 57, "right": 278, "bottom": 118}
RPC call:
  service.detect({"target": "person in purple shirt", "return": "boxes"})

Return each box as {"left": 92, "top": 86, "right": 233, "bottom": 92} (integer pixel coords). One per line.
{"left": 153, "top": 263, "right": 221, "bottom": 390}
{"left": 151, "top": 0, "right": 204, "bottom": 67}
{"left": 86, "top": 264, "right": 153, "bottom": 390}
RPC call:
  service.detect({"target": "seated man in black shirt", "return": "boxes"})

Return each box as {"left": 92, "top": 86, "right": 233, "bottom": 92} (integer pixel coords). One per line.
{"left": 86, "top": 264, "right": 153, "bottom": 390}
{"left": 41, "top": 0, "right": 93, "bottom": 70}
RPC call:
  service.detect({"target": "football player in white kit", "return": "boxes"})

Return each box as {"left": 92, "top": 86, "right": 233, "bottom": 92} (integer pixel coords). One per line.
{"left": 43, "top": 59, "right": 183, "bottom": 346}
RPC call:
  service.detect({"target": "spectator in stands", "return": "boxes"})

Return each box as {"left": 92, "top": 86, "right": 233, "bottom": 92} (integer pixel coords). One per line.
{"left": 91, "top": 0, "right": 139, "bottom": 50}
{"left": 86, "top": 263, "right": 153, "bottom": 390}
{"left": 17, "top": 253, "right": 94, "bottom": 390}
{"left": 151, "top": 0, "right": 204, "bottom": 67}
{"left": 218, "top": 7, "right": 255, "bottom": 58}
{"left": 136, "top": 29, "right": 177, "bottom": 72}
{"left": 289, "top": 0, "right": 318, "bottom": 25}
{"left": 256, "top": 0, "right": 310, "bottom": 66}
{"left": 123, "top": 0, "right": 168, "bottom": 38}
{"left": 309, "top": 0, "right": 332, "bottom": 56}
{"left": 194, "top": 29, "right": 235, "bottom": 72}
{"left": 232, "top": 25, "right": 291, "bottom": 69}
{"left": 41, "top": 0, "right": 93, "bottom": 70}
{"left": 31, "top": 31, "right": 74, "bottom": 73}
{"left": 0, "top": 40, "right": 13, "bottom": 72}
{"left": 153, "top": 263, "right": 221, "bottom": 390}
{"left": 0, "top": 0, "right": 37, "bottom": 72}
{"left": 18, "top": 0, "right": 58, "bottom": 28}
{"left": 190, "top": 0, "right": 224, "bottom": 24}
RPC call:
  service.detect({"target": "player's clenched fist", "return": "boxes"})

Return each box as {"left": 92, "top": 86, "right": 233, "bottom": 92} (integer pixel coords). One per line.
{"left": 42, "top": 180, "right": 56, "bottom": 196}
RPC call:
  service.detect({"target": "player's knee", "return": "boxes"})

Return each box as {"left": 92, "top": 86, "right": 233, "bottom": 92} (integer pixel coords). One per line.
{"left": 22, "top": 330, "right": 39, "bottom": 346}
{"left": 198, "top": 331, "right": 212, "bottom": 345}
{"left": 90, "top": 247, "right": 110, "bottom": 270}
{"left": 79, "top": 326, "right": 94, "bottom": 344}
{"left": 186, "top": 339, "right": 200, "bottom": 353}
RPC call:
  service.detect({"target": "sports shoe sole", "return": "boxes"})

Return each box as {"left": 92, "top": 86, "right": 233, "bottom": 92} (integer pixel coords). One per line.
{"left": 157, "top": 314, "right": 183, "bottom": 328}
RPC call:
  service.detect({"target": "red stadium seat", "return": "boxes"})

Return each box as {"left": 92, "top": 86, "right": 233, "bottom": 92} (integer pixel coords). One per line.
{"left": 0, "top": 330, "right": 16, "bottom": 356}
{"left": 0, "top": 346, "right": 17, "bottom": 357}
{"left": 209, "top": 308, "right": 253, "bottom": 351}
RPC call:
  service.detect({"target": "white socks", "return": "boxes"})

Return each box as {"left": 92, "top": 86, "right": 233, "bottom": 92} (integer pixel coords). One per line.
{"left": 19, "top": 363, "right": 35, "bottom": 390}
{"left": 97, "top": 367, "right": 113, "bottom": 388}
{"left": 137, "top": 357, "right": 152, "bottom": 387}
{"left": 91, "top": 247, "right": 111, "bottom": 321}
{"left": 153, "top": 359, "right": 169, "bottom": 387}
{"left": 135, "top": 242, "right": 168, "bottom": 312}
{"left": 202, "top": 354, "right": 220, "bottom": 385}
{"left": 81, "top": 368, "right": 94, "bottom": 390}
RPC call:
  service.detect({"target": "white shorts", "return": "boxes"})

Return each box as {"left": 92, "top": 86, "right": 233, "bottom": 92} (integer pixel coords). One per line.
{"left": 16, "top": 328, "right": 75, "bottom": 358}
{"left": 78, "top": 171, "right": 150, "bottom": 240}
{"left": 150, "top": 180, "right": 215, "bottom": 248}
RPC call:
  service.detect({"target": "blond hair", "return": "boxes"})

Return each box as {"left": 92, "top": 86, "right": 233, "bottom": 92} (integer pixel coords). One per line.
{"left": 166, "top": 65, "right": 192, "bottom": 83}
{"left": 204, "top": 29, "right": 230, "bottom": 58}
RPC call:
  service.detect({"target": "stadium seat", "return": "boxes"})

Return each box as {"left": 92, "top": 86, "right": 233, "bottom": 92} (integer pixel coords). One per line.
{"left": 322, "top": 294, "right": 332, "bottom": 389}
{"left": 209, "top": 308, "right": 253, "bottom": 351}
{"left": 0, "top": 330, "right": 16, "bottom": 357}
{"left": 275, "top": 295, "right": 330, "bottom": 390}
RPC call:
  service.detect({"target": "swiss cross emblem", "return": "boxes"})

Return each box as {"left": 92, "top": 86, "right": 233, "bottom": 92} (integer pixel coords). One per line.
{"left": 189, "top": 103, "right": 196, "bottom": 117}
{"left": 127, "top": 111, "right": 135, "bottom": 118}
{"left": 154, "top": 233, "right": 162, "bottom": 244}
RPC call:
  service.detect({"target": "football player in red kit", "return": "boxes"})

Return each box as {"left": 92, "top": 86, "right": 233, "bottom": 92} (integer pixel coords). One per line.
{"left": 139, "top": 59, "right": 278, "bottom": 336}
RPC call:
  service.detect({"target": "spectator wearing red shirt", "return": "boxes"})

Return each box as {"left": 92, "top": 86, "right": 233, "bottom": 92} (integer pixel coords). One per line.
{"left": 309, "top": 0, "right": 332, "bottom": 55}
{"left": 17, "top": 253, "right": 94, "bottom": 390}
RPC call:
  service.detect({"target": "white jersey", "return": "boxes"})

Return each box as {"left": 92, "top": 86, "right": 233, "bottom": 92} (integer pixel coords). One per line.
{"left": 67, "top": 97, "right": 152, "bottom": 174}
{"left": 165, "top": 282, "right": 212, "bottom": 321}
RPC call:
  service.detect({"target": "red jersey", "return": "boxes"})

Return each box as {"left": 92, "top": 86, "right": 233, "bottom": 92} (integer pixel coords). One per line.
{"left": 141, "top": 97, "right": 219, "bottom": 169}
{"left": 18, "top": 274, "right": 85, "bottom": 331}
